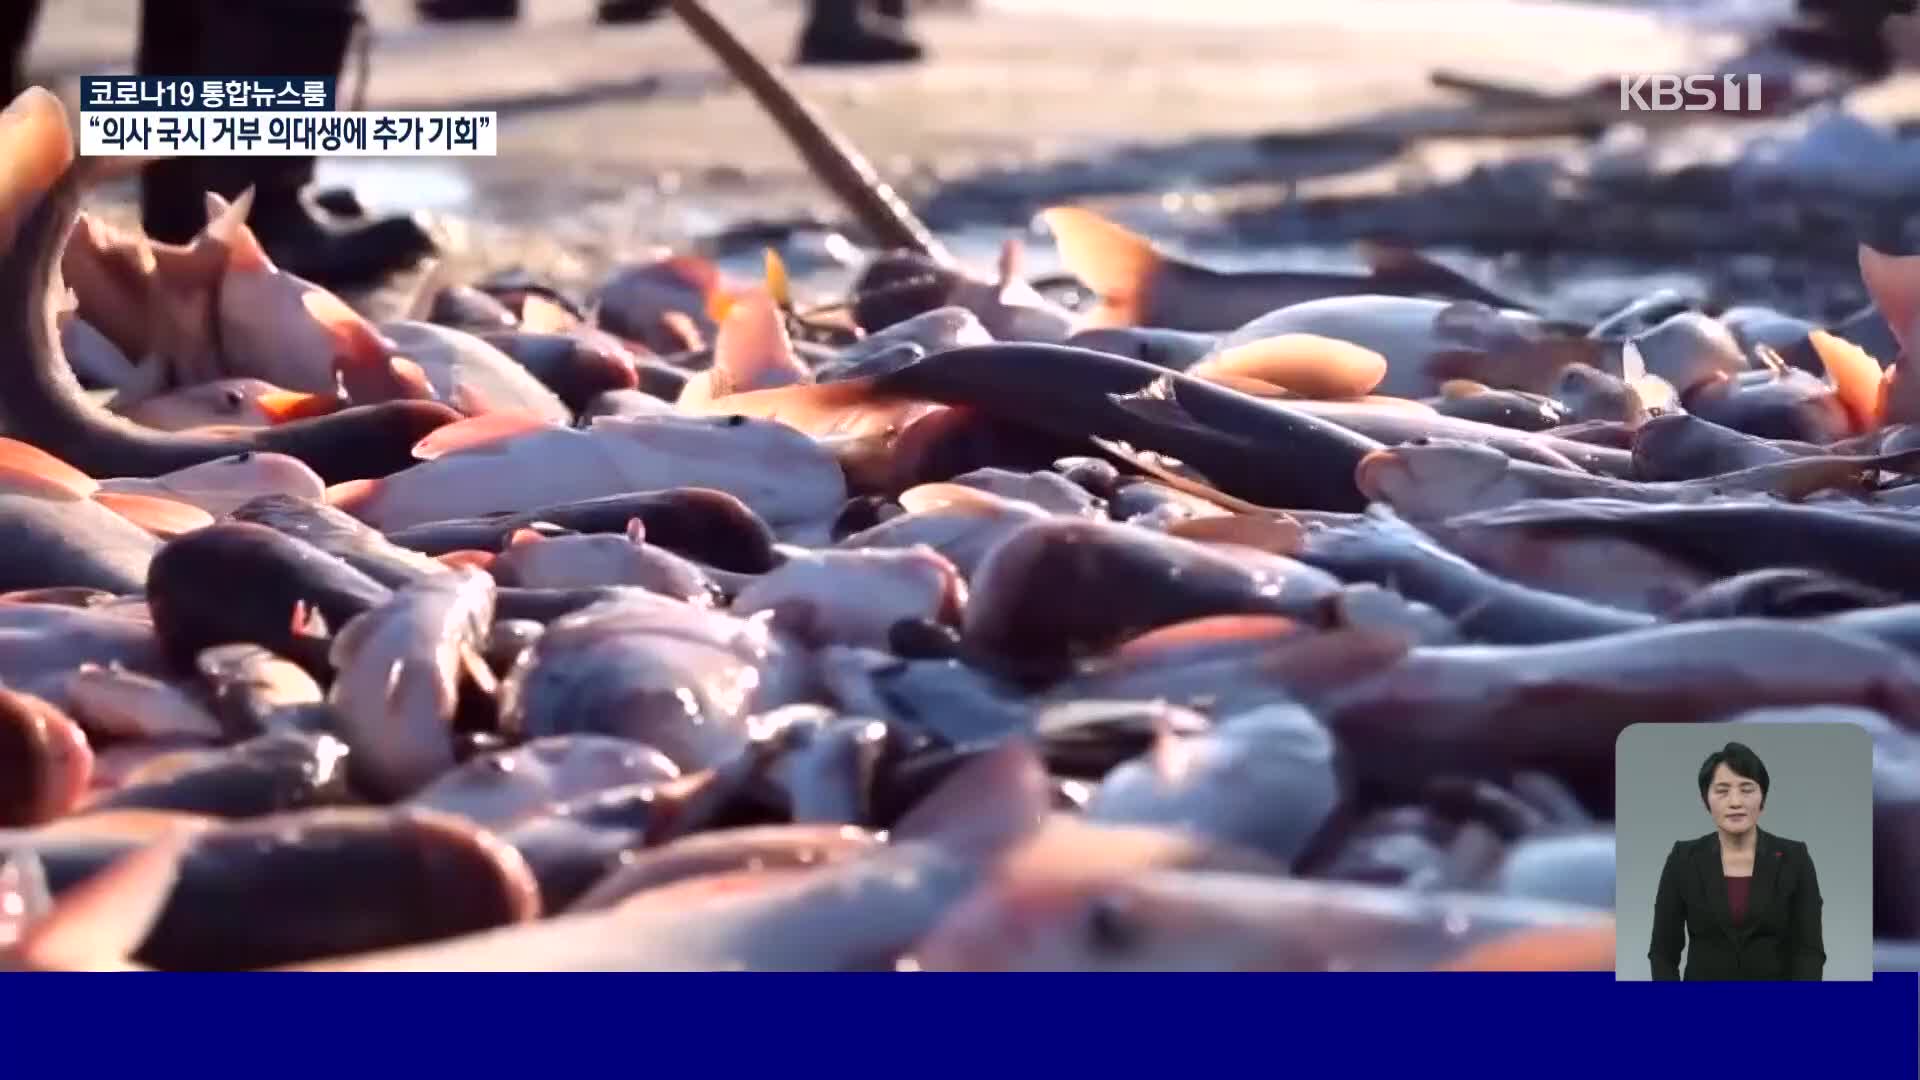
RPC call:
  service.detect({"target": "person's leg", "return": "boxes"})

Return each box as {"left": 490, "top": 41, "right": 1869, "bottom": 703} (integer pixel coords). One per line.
{"left": 1, "top": 0, "right": 45, "bottom": 101}
{"left": 139, "top": 0, "right": 438, "bottom": 286}
{"left": 798, "top": 0, "right": 924, "bottom": 66}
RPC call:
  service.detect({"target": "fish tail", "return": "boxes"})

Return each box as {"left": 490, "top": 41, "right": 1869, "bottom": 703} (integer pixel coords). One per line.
{"left": 1039, "top": 207, "right": 1165, "bottom": 330}
{"left": 1357, "top": 239, "right": 1533, "bottom": 312}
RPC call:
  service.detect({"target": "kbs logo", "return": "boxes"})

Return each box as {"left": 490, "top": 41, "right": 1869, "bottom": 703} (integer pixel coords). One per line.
{"left": 1618, "top": 74, "right": 1764, "bottom": 112}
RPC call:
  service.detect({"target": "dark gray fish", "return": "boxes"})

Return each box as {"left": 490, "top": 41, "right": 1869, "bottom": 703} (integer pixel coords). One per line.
{"left": 1295, "top": 510, "right": 1657, "bottom": 644}
{"left": 1066, "top": 327, "right": 1220, "bottom": 371}
{"left": 85, "top": 732, "right": 354, "bottom": 819}
{"left": 569, "top": 823, "right": 882, "bottom": 912}
{"left": 580, "top": 387, "right": 682, "bottom": 421}
{"left": 813, "top": 307, "right": 989, "bottom": 383}
{"left": 1628, "top": 311, "right": 1747, "bottom": 395}
{"left": 146, "top": 522, "right": 392, "bottom": 677}
{"left": 963, "top": 517, "right": 1343, "bottom": 669}
{"left": 406, "top": 735, "right": 679, "bottom": 831}
{"left": 0, "top": 687, "right": 92, "bottom": 827}
{"left": 1437, "top": 497, "right": 1920, "bottom": 604}
{"left": 382, "top": 489, "right": 779, "bottom": 574}
{"left": 131, "top": 807, "right": 540, "bottom": 970}
{"left": 499, "top": 595, "right": 816, "bottom": 772}
{"left": 815, "top": 647, "right": 1032, "bottom": 747}
{"left": 425, "top": 282, "right": 518, "bottom": 332}
{"left": 867, "top": 344, "right": 1383, "bottom": 512}
{"left": 1427, "top": 385, "right": 1567, "bottom": 432}
{"left": 1586, "top": 289, "right": 1695, "bottom": 341}
{"left": 1629, "top": 413, "right": 1802, "bottom": 481}
{"left": 1552, "top": 365, "right": 1645, "bottom": 425}
{"left": 1490, "top": 831, "right": 1614, "bottom": 910}
{"left": 0, "top": 493, "right": 159, "bottom": 594}
{"left": 1085, "top": 703, "right": 1343, "bottom": 868}
{"left": 1719, "top": 305, "right": 1822, "bottom": 374}
{"left": 228, "top": 494, "right": 449, "bottom": 590}
{"left": 762, "top": 710, "right": 888, "bottom": 825}
{"left": 1668, "top": 568, "right": 1900, "bottom": 620}
{"left": 1283, "top": 399, "right": 1632, "bottom": 476}
{"left": 493, "top": 585, "right": 669, "bottom": 625}
{"left": 479, "top": 330, "right": 643, "bottom": 414}
{"left": 193, "top": 644, "right": 329, "bottom": 738}
{"left": 1682, "top": 368, "right": 1852, "bottom": 444}
{"left": 484, "top": 618, "right": 544, "bottom": 676}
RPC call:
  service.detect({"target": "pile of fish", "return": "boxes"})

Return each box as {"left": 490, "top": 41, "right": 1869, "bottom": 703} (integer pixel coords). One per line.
{"left": 4, "top": 0, "right": 1920, "bottom": 969}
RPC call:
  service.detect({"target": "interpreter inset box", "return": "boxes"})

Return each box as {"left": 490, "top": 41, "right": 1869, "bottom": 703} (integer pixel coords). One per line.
{"left": 1614, "top": 721, "right": 1872, "bottom": 982}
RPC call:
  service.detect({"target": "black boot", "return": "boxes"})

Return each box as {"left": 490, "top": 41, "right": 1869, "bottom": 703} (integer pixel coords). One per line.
{"left": 596, "top": 0, "right": 668, "bottom": 24}
{"left": 1, "top": 0, "right": 43, "bottom": 101}
{"left": 797, "top": 0, "right": 924, "bottom": 66}
{"left": 416, "top": 0, "right": 521, "bottom": 21}
{"left": 138, "top": 0, "right": 438, "bottom": 287}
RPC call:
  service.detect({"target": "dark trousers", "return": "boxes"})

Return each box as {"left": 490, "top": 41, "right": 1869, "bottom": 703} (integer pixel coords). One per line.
{"left": 137, "top": 0, "right": 362, "bottom": 243}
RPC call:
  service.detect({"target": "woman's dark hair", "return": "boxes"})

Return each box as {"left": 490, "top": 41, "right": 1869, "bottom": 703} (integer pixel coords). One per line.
{"left": 1698, "top": 742, "right": 1770, "bottom": 807}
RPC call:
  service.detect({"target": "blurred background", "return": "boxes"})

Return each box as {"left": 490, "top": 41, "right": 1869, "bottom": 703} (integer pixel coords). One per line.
{"left": 20, "top": 1, "right": 1920, "bottom": 321}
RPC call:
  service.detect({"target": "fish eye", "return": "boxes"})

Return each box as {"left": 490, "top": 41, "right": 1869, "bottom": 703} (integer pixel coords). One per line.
{"left": 221, "top": 387, "right": 246, "bottom": 410}
{"left": 232, "top": 451, "right": 253, "bottom": 464}
{"left": 724, "top": 415, "right": 747, "bottom": 428}
{"left": 1084, "top": 894, "right": 1140, "bottom": 956}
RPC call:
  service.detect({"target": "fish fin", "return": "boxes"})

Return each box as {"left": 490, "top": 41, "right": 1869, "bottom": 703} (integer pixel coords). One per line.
{"left": 663, "top": 253, "right": 723, "bottom": 297}
{"left": 764, "top": 248, "right": 792, "bottom": 311}
{"left": 91, "top": 491, "right": 214, "bottom": 539}
{"left": 1858, "top": 243, "right": 1920, "bottom": 357}
{"left": 0, "top": 852, "right": 53, "bottom": 950}
{"left": 411, "top": 412, "right": 553, "bottom": 461}
{"left": 1189, "top": 333, "right": 1389, "bottom": 400}
{"left": 14, "top": 828, "right": 196, "bottom": 972}
{"left": 1358, "top": 240, "right": 1521, "bottom": 309}
{"left": 1164, "top": 513, "right": 1305, "bottom": 555}
{"left": 1106, "top": 373, "right": 1207, "bottom": 429}
{"left": 1439, "top": 378, "right": 1488, "bottom": 399}
{"left": 253, "top": 389, "right": 344, "bottom": 424}
{"left": 0, "top": 87, "right": 77, "bottom": 252}
{"left": 0, "top": 437, "right": 97, "bottom": 500}
{"left": 506, "top": 527, "right": 545, "bottom": 548}
{"left": 624, "top": 517, "right": 647, "bottom": 544}
{"left": 711, "top": 288, "right": 805, "bottom": 399}
{"left": 435, "top": 549, "right": 496, "bottom": 571}
{"left": 1039, "top": 206, "right": 1161, "bottom": 328}
{"left": 1431, "top": 301, "right": 1499, "bottom": 339}
{"left": 1147, "top": 723, "right": 1192, "bottom": 784}
{"left": 458, "top": 644, "right": 498, "bottom": 697}
{"left": 892, "top": 738, "right": 1051, "bottom": 857}
{"left": 325, "top": 477, "right": 384, "bottom": 514}
{"left": 1254, "top": 626, "right": 1414, "bottom": 694}
{"left": 396, "top": 258, "right": 445, "bottom": 323}
{"left": 1110, "top": 615, "right": 1303, "bottom": 663}
{"left": 1811, "top": 329, "right": 1886, "bottom": 433}
{"left": 896, "top": 482, "right": 1010, "bottom": 515}
{"left": 1194, "top": 372, "right": 1294, "bottom": 398}
{"left": 1089, "top": 436, "right": 1282, "bottom": 517}
{"left": 1436, "top": 925, "right": 1616, "bottom": 972}
{"left": 519, "top": 294, "right": 577, "bottom": 334}
{"left": 203, "top": 188, "right": 270, "bottom": 270}
{"left": 1752, "top": 342, "right": 1789, "bottom": 376}
{"left": 290, "top": 599, "right": 330, "bottom": 640}
{"left": 995, "top": 236, "right": 1025, "bottom": 293}
{"left": 1881, "top": 362, "right": 1920, "bottom": 428}
{"left": 659, "top": 309, "right": 707, "bottom": 352}
{"left": 449, "top": 379, "right": 499, "bottom": 417}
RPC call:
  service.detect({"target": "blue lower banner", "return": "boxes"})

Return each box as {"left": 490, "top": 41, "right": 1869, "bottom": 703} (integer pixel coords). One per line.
{"left": 2, "top": 973, "right": 1913, "bottom": 1077}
